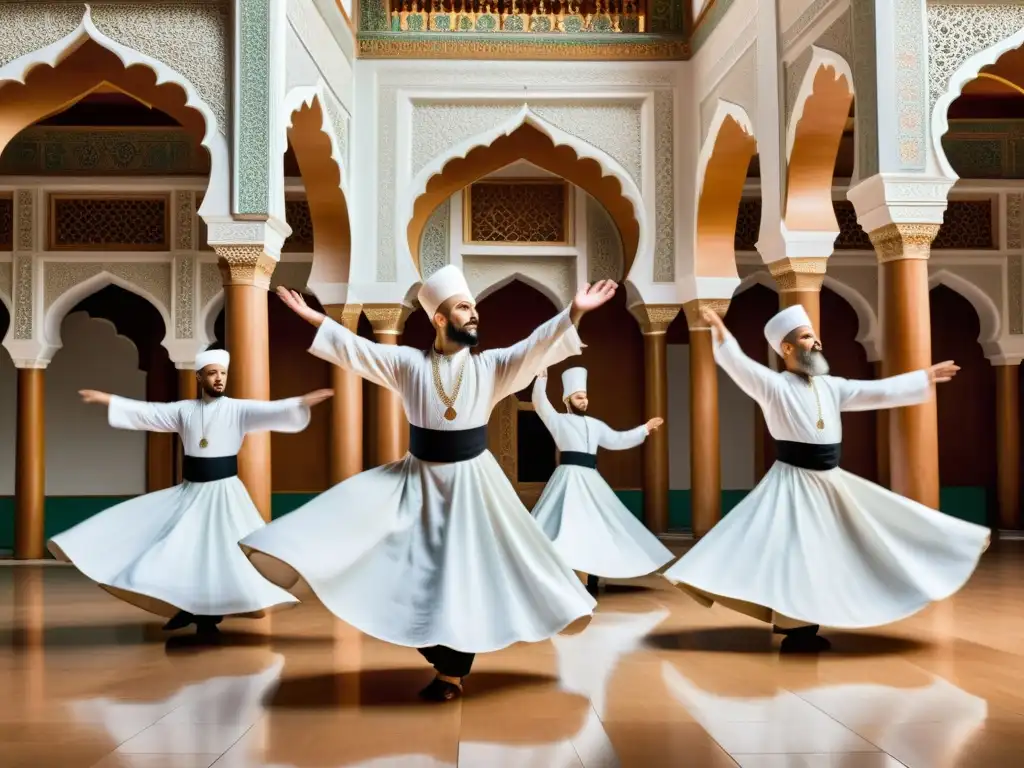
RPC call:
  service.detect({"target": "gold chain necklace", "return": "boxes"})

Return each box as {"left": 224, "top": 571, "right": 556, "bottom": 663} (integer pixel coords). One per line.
{"left": 431, "top": 349, "right": 467, "bottom": 421}
{"left": 808, "top": 378, "right": 824, "bottom": 431}
{"left": 198, "top": 397, "right": 222, "bottom": 448}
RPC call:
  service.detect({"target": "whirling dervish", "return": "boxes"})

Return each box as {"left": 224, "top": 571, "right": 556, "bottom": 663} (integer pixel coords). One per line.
{"left": 48, "top": 350, "right": 333, "bottom": 635}
{"left": 531, "top": 366, "right": 674, "bottom": 594}
{"left": 662, "top": 305, "right": 990, "bottom": 652}
{"left": 240, "top": 265, "right": 616, "bottom": 702}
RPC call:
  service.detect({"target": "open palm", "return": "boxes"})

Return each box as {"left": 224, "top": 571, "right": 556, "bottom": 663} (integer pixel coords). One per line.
{"left": 572, "top": 280, "right": 617, "bottom": 313}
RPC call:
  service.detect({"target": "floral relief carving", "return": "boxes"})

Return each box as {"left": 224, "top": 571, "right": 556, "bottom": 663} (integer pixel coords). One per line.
{"left": 419, "top": 199, "right": 450, "bottom": 278}
{"left": 377, "top": 85, "right": 399, "bottom": 282}
{"left": 653, "top": 90, "right": 674, "bottom": 282}
{"left": 175, "top": 190, "right": 194, "bottom": 251}
{"left": 214, "top": 245, "right": 276, "bottom": 289}
{"left": 200, "top": 261, "right": 222, "bottom": 310}
{"left": 16, "top": 190, "right": 34, "bottom": 252}
{"left": 237, "top": 0, "right": 271, "bottom": 214}
{"left": 531, "top": 104, "right": 643, "bottom": 187}
{"left": 0, "top": 3, "right": 83, "bottom": 68}
{"left": 586, "top": 194, "right": 623, "bottom": 283}
{"left": 13, "top": 255, "right": 33, "bottom": 339}
{"left": 411, "top": 104, "right": 523, "bottom": 177}
{"left": 175, "top": 253, "right": 195, "bottom": 339}
{"left": 43, "top": 261, "right": 172, "bottom": 315}
{"left": 892, "top": 0, "right": 927, "bottom": 169}
{"left": 868, "top": 223, "right": 941, "bottom": 264}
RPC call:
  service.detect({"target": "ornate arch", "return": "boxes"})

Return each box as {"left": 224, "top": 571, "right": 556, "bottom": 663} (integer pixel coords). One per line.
{"left": 44, "top": 271, "right": 171, "bottom": 354}
{"left": 785, "top": 51, "right": 855, "bottom": 233}
{"left": 695, "top": 101, "right": 757, "bottom": 280}
{"left": 928, "top": 269, "right": 1002, "bottom": 350}
{"left": 198, "top": 292, "right": 224, "bottom": 351}
{"left": 283, "top": 85, "right": 352, "bottom": 291}
{"left": 474, "top": 273, "right": 564, "bottom": 311}
{"left": 403, "top": 107, "right": 647, "bottom": 284}
{"left": 0, "top": 8, "right": 230, "bottom": 217}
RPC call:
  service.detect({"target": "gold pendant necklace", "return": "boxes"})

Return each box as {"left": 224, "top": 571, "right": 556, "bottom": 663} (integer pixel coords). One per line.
{"left": 199, "top": 397, "right": 218, "bottom": 448}
{"left": 431, "top": 349, "right": 467, "bottom": 421}
{"left": 809, "top": 378, "right": 824, "bottom": 430}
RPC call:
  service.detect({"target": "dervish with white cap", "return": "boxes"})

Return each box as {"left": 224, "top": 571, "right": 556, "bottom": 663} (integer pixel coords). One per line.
{"left": 662, "top": 304, "right": 989, "bottom": 652}
{"left": 49, "top": 348, "right": 333, "bottom": 636}
{"left": 529, "top": 365, "right": 674, "bottom": 594}
{"left": 241, "top": 266, "right": 617, "bottom": 701}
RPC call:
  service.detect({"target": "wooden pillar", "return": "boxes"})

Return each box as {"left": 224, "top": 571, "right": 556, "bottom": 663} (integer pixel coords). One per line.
{"left": 216, "top": 247, "right": 275, "bottom": 521}
{"left": 874, "top": 361, "right": 891, "bottom": 488}
{"left": 175, "top": 368, "right": 199, "bottom": 484}
{"left": 325, "top": 304, "right": 365, "bottom": 483}
{"left": 145, "top": 351, "right": 175, "bottom": 493}
{"left": 684, "top": 299, "right": 728, "bottom": 537}
{"left": 868, "top": 224, "right": 941, "bottom": 509}
{"left": 15, "top": 368, "right": 46, "bottom": 560}
{"left": 364, "top": 305, "right": 410, "bottom": 465}
{"left": 995, "top": 362, "right": 1021, "bottom": 529}
{"left": 630, "top": 304, "right": 680, "bottom": 535}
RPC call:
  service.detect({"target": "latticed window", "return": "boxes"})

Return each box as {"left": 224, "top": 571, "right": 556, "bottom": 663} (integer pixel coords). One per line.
{"left": 466, "top": 181, "right": 570, "bottom": 244}
{"left": 281, "top": 199, "right": 314, "bottom": 253}
{"left": 49, "top": 195, "right": 169, "bottom": 251}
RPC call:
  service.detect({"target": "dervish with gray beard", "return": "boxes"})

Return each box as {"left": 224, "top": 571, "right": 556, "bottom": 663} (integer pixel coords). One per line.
{"left": 662, "top": 304, "right": 989, "bottom": 653}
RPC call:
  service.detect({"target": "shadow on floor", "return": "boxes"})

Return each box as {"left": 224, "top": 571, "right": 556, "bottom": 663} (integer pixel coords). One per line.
{"left": 646, "top": 626, "right": 929, "bottom": 656}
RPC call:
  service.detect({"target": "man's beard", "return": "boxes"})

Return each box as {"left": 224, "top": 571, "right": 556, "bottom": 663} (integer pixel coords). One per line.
{"left": 567, "top": 401, "right": 587, "bottom": 415}
{"left": 201, "top": 382, "right": 225, "bottom": 398}
{"left": 445, "top": 322, "right": 478, "bottom": 348}
{"left": 794, "top": 347, "right": 830, "bottom": 376}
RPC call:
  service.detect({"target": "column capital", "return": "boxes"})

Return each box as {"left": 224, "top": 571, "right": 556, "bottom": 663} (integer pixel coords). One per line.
{"left": 363, "top": 303, "right": 411, "bottom": 336}
{"left": 204, "top": 216, "right": 291, "bottom": 259}
{"left": 867, "top": 223, "right": 940, "bottom": 264}
{"left": 163, "top": 339, "right": 210, "bottom": 370}
{"left": 325, "top": 303, "right": 363, "bottom": 332}
{"left": 682, "top": 298, "right": 730, "bottom": 330}
{"left": 767, "top": 256, "right": 828, "bottom": 293}
{"left": 847, "top": 173, "right": 953, "bottom": 233}
{"left": 215, "top": 245, "right": 278, "bottom": 290}
{"left": 990, "top": 355, "right": 1024, "bottom": 367}
{"left": 628, "top": 303, "right": 681, "bottom": 335}
{"left": 2, "top": 339, "right": 54, "bottom": 370}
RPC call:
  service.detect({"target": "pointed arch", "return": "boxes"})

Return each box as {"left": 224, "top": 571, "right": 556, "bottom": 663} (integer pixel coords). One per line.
{"left": 785, "top": 51, "right": 855, "bottom": 233}
{"left": 695, "top": 101, "right": 757, "bottom": 281}
{"left": 403, "top": 107, "right": 647, "bottom": 283}
{"left": 474, "top": 273, "right": 564, "bottom": 311}
{"left": 0, "top": 9, "right": 229, "bottom": 217}
{"left": 44, "top": 271, "right": 171, "bottom": 356}
{"left": 931, "top": 28, "right": 1024, "bottom": 180}
{"left": 928, "top": 270, "right": 1001, "bottom": 350}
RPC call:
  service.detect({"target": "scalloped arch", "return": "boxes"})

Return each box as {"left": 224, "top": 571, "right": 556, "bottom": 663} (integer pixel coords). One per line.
{"left": 403, "top": 107, "right": 647, "bottom": 284}
{"left": 931, "top": 28, "right": 1024, "bottom": 180}
{"left": 0, "top": 7, "right": 230, "bottom": 217}
{"left": 44, "top": 271, "right": 171, "bottom": 355}
{"left": 928, "top": 269, "right": 1002, "bottom": 349}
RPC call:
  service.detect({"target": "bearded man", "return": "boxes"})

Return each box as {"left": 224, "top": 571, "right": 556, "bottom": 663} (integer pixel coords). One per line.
{"left": 240, "top": 265, "right": 614, "bottom": 701}
{"left": 662, "top": 305, "right": 990, "bottom": 652}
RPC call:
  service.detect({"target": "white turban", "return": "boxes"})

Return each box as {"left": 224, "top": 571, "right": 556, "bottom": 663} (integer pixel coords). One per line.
{"left": 195, "top": 349, "right": 230, "bottom": 371}
{"left": 764, "top": 305, "right": 813, "bottom": 356}
{"left": 418, "top": 265, "right": 473, "bottom": 320}
{"left": 562, "top": 367, "right": 587, "bottom": 401}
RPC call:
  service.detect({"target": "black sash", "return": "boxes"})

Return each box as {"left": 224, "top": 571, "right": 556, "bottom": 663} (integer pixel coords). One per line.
{"left": 409, "top": 425, "right": 488, "bottom": 463}
{"left": 182, "top": 455, "right": 239, "bottom": 483}
{"left": 560, "top": 451, "right": 598, "bottom": 469}
{"left": 775, "top": 441, "right": 841, "bottom": 471}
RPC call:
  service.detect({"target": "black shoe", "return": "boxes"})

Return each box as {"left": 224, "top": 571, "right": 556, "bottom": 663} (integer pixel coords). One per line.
{"left": 586, "top": 575, "right": 600, "bottom": 597}
{"left": 195, "top": 616, "right": 223, "bottom": 635}
{"left": 163, "top": 611, "right": 196, "bottom": 631}
{"left": 418, "top": 676, "right": 463, "bottom": 702}
{"left": 777, "top": 625, "right": 831, "bottom": 654}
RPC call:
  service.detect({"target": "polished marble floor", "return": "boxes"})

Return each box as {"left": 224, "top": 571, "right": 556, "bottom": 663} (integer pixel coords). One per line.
{"left": 3, "top": 543, "right": 1024, "bottom": 768}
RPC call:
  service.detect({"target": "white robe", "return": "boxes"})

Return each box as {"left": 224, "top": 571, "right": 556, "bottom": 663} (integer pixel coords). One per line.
{"left": 240, "top": 308, "right": 596, "bottom": 654}
{"left": 48, "top": 395, "right": 307, "bottom": 619}
{"left": 662, "top": 333, "right": 990, "bottom": 629}
{"left": 530, "top": 377, "right": 675, "bottom": 578}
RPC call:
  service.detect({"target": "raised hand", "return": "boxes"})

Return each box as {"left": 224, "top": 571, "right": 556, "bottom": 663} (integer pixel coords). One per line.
{"left": 570, "top": 280, "right": 618, "bottom": 324}
{"left": 79, "top": 390, "right": 111, "bottom": 406}
{"left": 702, "top": 307, "right": 728, "bottom": 344}
{"left": 300, "top": 388, "right": 334, "bottom": 407}
{"left": 646, "top": 417, "right": 664, "bottom": 433}
{"left": 928, "top": 360, "right": 960, "bottom": 384}
{"left": 276, "top": 286, "right": 325, "bottom": 327}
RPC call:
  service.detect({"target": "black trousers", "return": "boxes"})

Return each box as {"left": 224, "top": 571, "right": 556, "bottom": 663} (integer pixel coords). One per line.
{"left": 418, "top": 645, "right": 475, "bottom": 677}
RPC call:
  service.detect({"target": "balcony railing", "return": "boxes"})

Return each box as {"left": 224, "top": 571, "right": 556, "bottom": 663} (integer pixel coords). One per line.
{"left": 387, "top": 0, "right": 646, "bottom": 33}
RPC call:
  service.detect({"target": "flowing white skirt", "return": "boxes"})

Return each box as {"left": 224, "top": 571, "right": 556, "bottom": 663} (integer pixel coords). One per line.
{"left": 240, "top": 451, "right": 596, "bottom": 654}
{"left": 662, "top": 463, "right": 990, "bottom": 628}
{"left": 533, "top": 465, "right": 675, "bottom": 578}
{"left": 47, "top": 478, "right": 298, "bottom": 619}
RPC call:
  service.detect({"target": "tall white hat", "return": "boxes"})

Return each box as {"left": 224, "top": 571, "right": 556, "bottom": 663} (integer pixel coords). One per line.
{"left": 195, "top": 349, "right": 230, "bottom": 371}
{"left": 417, "top": 265, "right": 473, "bottom": 320}
{"left": 562, "top": 367, "right": 588, "bottom": 401}
{"left": 764, "top": 305, "right": 813, "bottom": 356}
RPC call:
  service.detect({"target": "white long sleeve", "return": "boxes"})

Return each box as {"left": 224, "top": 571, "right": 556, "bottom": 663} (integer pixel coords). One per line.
{"left": 483, "top": 308, "right": 584, "bottom": 403}
{"left": 596, "top": 420, "right": 648, "bottom": 451}
{"left": 831, "top": 370, "right": 932, "bottom": 412}
{"left": 531, "top": 375, "right": 561, "bottom": 432}
{"left": 108, "top": 396, "right": 185, "bottom": 433}
{"left": 238, "top": 397, "right": 312, "bottom": 434}
{"left": 308, "top": 317, "right": 417, "bottom": 394}
{"left": 713, "top": 334, "right": 781, "bottom": 406}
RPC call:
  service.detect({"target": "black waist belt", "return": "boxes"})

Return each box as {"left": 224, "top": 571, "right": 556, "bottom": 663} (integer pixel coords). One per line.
{"left": 560, "top": 451, "right": 598, "bottom": 469}
{"left": 409, "top": 425, "right": 488, "bottom": 463}
{"left": 775, "top": 441, "right": 841, "bottom": 471}
{"left": 182, "top": 455, "right": 239, "bottom": 483}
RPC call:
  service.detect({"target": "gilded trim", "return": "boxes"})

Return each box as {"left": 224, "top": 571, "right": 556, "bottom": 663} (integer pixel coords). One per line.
{"left": 357, "top": 32, "right": 688, "bottom": 60}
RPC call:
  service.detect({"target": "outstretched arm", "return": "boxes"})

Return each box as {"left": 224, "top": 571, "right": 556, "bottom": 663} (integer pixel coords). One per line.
{"left": 833, "top": 361, "right": 956, "bottom": 412}
{"left": 277, "top": 287, "right": 410, "bottom": 393}
{"left": 238, "top": 390, "right": 332, "bottom": 434}
{"left": 531, "top": 370, "right": 561, "bottom": 431}
{"left": 596, "top": 418, "right": 656, "bottom": 451}
{"left": 702, "top": 309, "right": 779, "bottom": 405}
{"left": 82, "top": 390, "right": 183, "bottom": 433}
{"left": 486, "top": 281, "right": 618, "bottom": 402}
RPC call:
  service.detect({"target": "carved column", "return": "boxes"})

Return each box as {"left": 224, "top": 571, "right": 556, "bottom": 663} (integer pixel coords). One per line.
{"left": 629, "top": 304, "right": 680, "bottom": 535}
{"left": 683, "top": 299, "right": 729, "bottom": 538}
{"left": 15, "top": 367, "right": 46, "bottom": 560}
{"left": 995, "top": 362, "right": 1021, "bottom": 530}
{"left": 324, "top": 304, "right": 364, "bottom": 483}
{"left": 868, "top": 223, "right": 941, "bottom": 509}
{"left": 364, "top": 304, "right": 411, "bottom": 466}
{"left": 215, "top": 245, "right": 276, "bottom": 521}
{"left": 768, "top": 257, "right": 827, "bottom": 337}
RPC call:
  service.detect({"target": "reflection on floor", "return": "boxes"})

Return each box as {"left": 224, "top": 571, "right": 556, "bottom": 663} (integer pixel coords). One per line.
{"left": 2, "top": 543, "right": 1024, "bottom": 767}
